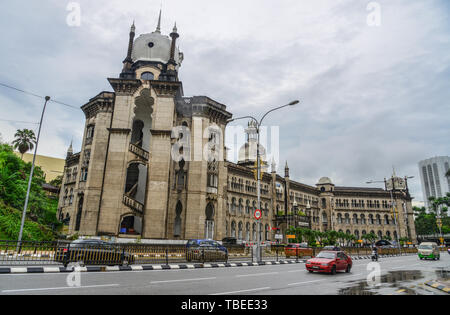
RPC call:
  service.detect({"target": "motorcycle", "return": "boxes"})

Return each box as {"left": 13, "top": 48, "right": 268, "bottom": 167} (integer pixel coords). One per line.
{"left": 371, "top": 250, "right": 378, "bottom": 262}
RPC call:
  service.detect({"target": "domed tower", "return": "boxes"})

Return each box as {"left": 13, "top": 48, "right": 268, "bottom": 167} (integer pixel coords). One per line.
{"left": 120, "top": 10, "right": 184, "bottom": 81}
{"left": 237, "top": 120, "right": 267, "bottom": 168}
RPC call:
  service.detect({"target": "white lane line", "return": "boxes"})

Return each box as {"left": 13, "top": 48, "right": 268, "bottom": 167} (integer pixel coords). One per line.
{"left": 2, "top": 284, "right": 119, "bottom": 293}
{"left": 235, "top": 272, "right": 278, "bottom": 278}
{"left": 210, "top": 287, "right": 271, "bottom": 295}
{"left": 288, "top": 279, "right": 328, "bottom": 286}
{"left": 150, "top": 277, "right": 216, "bottom": 284}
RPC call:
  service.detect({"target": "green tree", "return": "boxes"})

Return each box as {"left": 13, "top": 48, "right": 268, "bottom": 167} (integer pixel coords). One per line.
{"left": 0, "top": 144, "right": 60, "bottom": 240}
{"left": 12, "top": 129, "right": 36, "bottom": 159}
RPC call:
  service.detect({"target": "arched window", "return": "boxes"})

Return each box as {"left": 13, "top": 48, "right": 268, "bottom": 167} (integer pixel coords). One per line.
{"left": 238, "top": 222, "right": 243, "bottom": 240}
{"left": 174, "top": 202, "right": 182, "bottom": 237}
{"left": 231, "top": 221, "right": 236, "bottom": 238}
{"left": 238, "top": 199, "right": 243, "bottom": 214}
{"left": 360, "top": 214, "right": 366, "bottom": 224}
{"left": 246, "top": 222, "right": 250, "bottom": 241}
{"left": 141, "top": 72, "right": 154, "bottom": 81}
{"left": 344, "top": 213, "right": 350, "bottom": 224}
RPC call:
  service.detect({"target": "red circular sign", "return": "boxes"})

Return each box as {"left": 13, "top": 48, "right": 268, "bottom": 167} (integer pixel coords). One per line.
{"left": 254, "top": 209, "right": 262, "bottom": 220}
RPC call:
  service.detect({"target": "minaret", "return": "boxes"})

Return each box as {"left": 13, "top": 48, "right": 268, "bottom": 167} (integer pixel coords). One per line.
{"left": 161, "top": 22, "right": 180, "bottom": 81}
{"left": 168, "top": 22, "right": 179, "bottom": 67}
{"left": 121, "top": 22, "right": 136, "bottom": 77}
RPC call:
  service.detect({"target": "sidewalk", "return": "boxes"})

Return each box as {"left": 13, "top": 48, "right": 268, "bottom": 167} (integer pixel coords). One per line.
{"left": 0, "top": 259, "right": 306, "bottom": 274}
{"left": 425, "top": 279, "right": 450, "bottom": 294}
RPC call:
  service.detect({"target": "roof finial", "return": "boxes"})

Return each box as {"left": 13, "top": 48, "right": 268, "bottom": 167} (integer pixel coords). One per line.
{"left": 155, "top": 9, "right": 162, "bottom": 33}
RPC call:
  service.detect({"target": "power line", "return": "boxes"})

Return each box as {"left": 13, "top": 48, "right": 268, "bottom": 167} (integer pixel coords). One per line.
{"left": 0, "top": 82, "right": 78, "bottom": 110}
{"left": 0, "top": 118, "right": 40, "bottom": 125}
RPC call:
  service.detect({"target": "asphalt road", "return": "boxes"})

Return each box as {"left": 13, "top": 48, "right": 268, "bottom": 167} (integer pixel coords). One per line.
{"left": 0, "top": 253, "right": 448, "bottom": 295}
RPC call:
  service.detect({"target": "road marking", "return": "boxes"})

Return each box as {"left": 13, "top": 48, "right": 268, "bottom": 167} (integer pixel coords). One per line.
{"left": 210, "top": 287, "right": 271, "bottom": 295}
{"left": 150, "top": 277, "right": 216, "bottom": 284}
{"left": 288, "top": 279, "right": 328, "bottom": 286}
{"left": 236, "top": 272, "right": 278, "bottom": 278}
{"left": 2, "top": 284, "right": 119, "bottom": 293}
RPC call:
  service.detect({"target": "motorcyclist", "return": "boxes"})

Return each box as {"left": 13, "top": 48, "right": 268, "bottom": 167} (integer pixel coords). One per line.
{"left": 371, "top": 246, "right": 378, "bottom": 261}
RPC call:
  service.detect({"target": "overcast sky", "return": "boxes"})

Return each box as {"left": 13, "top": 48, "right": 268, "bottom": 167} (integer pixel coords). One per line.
{"left": 0, "top": 0, "right": 449, "bottom": 204}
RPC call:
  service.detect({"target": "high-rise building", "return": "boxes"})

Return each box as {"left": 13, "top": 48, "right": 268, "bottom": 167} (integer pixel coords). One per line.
{"left": 418, "top": 156, "right": 450, "bottom": 209}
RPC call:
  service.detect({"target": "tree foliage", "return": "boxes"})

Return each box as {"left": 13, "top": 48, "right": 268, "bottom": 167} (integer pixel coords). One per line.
{"left": 12, "top": 129, "right": 36, "bottom": 159}
{"left": 0, "top": 144, "right": 60, "bottom": 240}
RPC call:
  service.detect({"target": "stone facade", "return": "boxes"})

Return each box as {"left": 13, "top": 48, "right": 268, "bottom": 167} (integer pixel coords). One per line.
{"left": 57, "top": 16, "right": 417, "bottom": 244}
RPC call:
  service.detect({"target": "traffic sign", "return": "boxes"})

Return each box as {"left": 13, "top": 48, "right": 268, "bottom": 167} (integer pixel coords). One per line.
{"left": 254, "top": 209, "right": 262, "bottom": 220}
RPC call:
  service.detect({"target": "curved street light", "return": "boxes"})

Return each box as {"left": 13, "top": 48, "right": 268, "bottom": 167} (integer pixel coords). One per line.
{"left": 227, "top": 100, "right": 300, "bottom": 262}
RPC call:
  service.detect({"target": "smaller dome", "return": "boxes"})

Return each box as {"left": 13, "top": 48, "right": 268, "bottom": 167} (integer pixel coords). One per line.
{"left": 317, "top": 177, "right": 333, "bottom": 185}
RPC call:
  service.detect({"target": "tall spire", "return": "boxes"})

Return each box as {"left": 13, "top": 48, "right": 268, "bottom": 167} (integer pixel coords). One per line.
{"left": 66, "top": 140, "right": 73, "bottom": 158}
{"left": 155, "top": 9, "right": 162, "bottom": 33}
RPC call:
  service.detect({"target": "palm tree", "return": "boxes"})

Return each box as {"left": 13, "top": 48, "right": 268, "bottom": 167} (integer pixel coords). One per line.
{"left": 12, "top": 129, "right": 36, "bottom": 159}
{"left": 446, "top": 169, "right": 450, "bottom": 178}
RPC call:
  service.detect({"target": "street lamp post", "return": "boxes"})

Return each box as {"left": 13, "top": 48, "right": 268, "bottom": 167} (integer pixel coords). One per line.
{"left": 17, "top": 96, "right": 51, "bottom": 252}
{"left": 228, "top": 100, "right": 299, "bottom": 262}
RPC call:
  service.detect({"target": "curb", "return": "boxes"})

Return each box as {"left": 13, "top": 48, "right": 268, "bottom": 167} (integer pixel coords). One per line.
{"left": 0, "top": 259, "right": 306, "bottom": 274}
{"left": 425, "top": 281, "right": 450, "bottom": 294}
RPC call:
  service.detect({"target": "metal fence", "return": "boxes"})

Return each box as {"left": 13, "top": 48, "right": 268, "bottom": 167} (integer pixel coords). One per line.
{"left": 0, "top": 240, "right": 420, "bottom": 267}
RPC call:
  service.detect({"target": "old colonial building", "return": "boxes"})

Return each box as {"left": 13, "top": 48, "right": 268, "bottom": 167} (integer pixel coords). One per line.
{"left": 58, "top": 14, "right": 417, "bottom": 244}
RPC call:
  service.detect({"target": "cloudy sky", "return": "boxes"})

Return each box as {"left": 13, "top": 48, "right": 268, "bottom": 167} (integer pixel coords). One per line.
{"left": 0, "top": 0, "right": 449, "bottom": 204}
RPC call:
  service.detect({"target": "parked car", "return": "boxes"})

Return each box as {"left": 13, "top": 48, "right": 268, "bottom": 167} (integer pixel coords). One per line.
{"left": 417, "top": 242, "right": 440, "bottom": 260}
{"left": 375, "top": 240, "right": 392, "bottom": 247}
{"left": 305, "top": 250, "right": 352, "bottom": 274}
{"left": 285, "top": 243, "right": 313, "bottom": 258}
{"left": 447, "top": 247, "right": 450, "bottom": 255}
{"left": 55, "top": 239, "right": 135, "bottom": 267}
{"left": 186, "top": 239, "right": 228, "bottom": 262}
{"left": 222, "top": 237, "right": 237, "bottom": 245}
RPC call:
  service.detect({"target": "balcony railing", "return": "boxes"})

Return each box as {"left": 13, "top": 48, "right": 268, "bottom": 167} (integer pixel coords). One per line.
{"left": 129, "top": 143, "right": 149, "bottom": 161}
{"left": 123, "top": 194, "right": 144, "bottom": 216}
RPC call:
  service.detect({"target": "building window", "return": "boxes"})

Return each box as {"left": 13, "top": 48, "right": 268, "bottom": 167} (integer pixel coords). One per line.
{"left": 141, "top": 72, "right": 154, "bottom": 81}
{"left": 80, "top": 168, "right": 88, "bottom": 182}
{"left": 86, "top": 125, "right": 95, "bottom": 143}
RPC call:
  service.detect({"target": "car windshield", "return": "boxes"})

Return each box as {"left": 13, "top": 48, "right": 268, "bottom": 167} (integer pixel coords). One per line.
{"left": 316, "top": 252, "right": 336, "bottom": 259}
{"left": 419, "top": 245, "right": 433, "bottom": 250}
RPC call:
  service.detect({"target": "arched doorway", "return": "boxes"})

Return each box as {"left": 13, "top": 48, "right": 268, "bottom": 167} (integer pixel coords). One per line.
{"left": 75, "top": 195, "right": 84, "bottom": 231}
{"left": 205, "top": 203, "right": 215, "bottom": 239}
{"left": 119, "top": 215, "right": 142, "bottom": 235}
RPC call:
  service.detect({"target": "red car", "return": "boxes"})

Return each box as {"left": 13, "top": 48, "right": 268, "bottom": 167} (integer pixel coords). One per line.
{"left": 305, "top": 250, "right": 352, "bottom": 274}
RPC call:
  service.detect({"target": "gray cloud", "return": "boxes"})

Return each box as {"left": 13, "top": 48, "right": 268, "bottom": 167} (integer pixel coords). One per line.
{"left": 0, "top": 0, "right": 449, "bottom": 203}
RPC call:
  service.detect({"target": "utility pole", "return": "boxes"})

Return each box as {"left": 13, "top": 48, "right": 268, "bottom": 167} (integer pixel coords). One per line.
{"left": 17, "top": 96, "right": 51, "bottom": 252}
